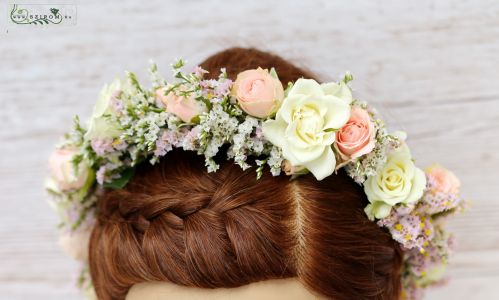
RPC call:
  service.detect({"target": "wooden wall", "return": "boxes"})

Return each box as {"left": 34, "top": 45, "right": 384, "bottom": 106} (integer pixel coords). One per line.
{"left": 1, "top": 0, "right": 498, "bottom": 298}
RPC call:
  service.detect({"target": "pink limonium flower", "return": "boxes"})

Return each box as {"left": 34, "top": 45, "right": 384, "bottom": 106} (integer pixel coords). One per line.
{"left": 154, "top": 130, "right": 178, "bottom": 157}
{"left": 96, "top": 163, "right": 118, "bottom": 184}
{"left": 254, "top": 126, "right": 263, "bottom": 139}
{"left": 214, "top": 79, "right": 233, "bottom": 97}
{"left": 192, "top": 66, "right": 208, "bottom": 78}
{"left": 378, "top": 207, "right": 434, "bottom": 251}
{"left": 417, "top": 185, "right": 461, "bottom": 215}
{"left": 112, "top": 139, "right": 128, "bottom": 151}
{"left": 109, "top": 91, "right": 124, "bottom": 114}
{"left": 91, "top": 138, "right": 114, "bottom": 156}
{"left": 182, "top": 126, "right": 201, "bottom": 150}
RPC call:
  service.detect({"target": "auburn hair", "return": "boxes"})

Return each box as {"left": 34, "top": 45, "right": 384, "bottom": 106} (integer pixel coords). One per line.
{"left": 89, "top": 47, "right": 402, "bottom": 300}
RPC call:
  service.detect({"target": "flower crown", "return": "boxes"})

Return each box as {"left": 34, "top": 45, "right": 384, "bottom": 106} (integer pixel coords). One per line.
{"left": 46, "top": 59, "right": 466, "bottom": 300}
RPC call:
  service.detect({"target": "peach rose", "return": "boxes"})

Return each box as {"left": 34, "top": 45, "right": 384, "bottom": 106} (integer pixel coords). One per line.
{"left": 232, "top": 68, "right": 284, "bottom": 118}
{"left": 49, "top": 148, "right": 89, "bottom": 191}
{"left": 156, "top": 87, "right": 207, "bottom": 123}
{"left": 335, "top": 107, "right": 376, "bottom": 160}
{"left": 58, "top": 229, "right": 91, "bottom": 261}
{"left": 426, "top": 164, "right": 460, "bottom": 194}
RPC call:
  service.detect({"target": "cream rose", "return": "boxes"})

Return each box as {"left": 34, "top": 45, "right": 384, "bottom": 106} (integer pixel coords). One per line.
{"left": 320, "top": 79, "right": 353, "bottom": 104}
{"left": 48, "top": 147, "right": 90, "bottom": 192}
{"left": 335, "top": 106, "right": 376, "bottom": 160}
{"left": 426, "top": 164, "right": 460, "bottom": 194}
{"left": 85, "top": 79, "right": 124, "bottom": 140}
{"left": 364, "top": 201, "right": 393, "bottom": 220}
{"left": 364, "top": 142, "right": 426, "bottom": 220}
{"left": 156, "top": 87, "right": 207, "bottom": 123}
{"left": 262, "top": 79, "right": 351, "bottom": 180}
{"left": 232, "top": 68, "right": 284, "bottom": 118}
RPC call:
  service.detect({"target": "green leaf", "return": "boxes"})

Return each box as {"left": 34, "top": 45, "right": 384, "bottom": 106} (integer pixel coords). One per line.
{"left": 126, "top": 71, "right": 143, "bottom": 93}
{"left": 190, "top": 115, "right": 201, "bottom": 124}
{"left": 103, "top": 168, "right": 135, "bottom": 189}
{"left": 172, "top": 59, "right": 185, "bottom": 69}
{"left": 73, "top": 169, "right": 96, "bottom": 203}
{"left": 149, "top": 61, "right": 158, "bottom": 72}
{"left": 324, "top": 128, "right": 339, "bottom": 132}
{"left": 342, "top": 72, "right": 353, "bottom": 84}
{"left": 71, "top": 153, "right": 84, "bottom": 175}
{"left": 72, "top": 115, "right": 83, "bottom": 132}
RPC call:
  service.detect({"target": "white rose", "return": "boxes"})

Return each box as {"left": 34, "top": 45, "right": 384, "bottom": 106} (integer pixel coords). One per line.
{"left": 262, "top": 79, "right": 351, "bottom": 180}
{"left": 85, "top": 78, "right": 123, "bottom": 140}
{"left": 364, "top": 142, "right": 426, "bottom": 220}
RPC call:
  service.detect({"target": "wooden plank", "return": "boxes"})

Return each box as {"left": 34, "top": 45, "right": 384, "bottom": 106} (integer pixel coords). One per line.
{"left": 1, "top": 0, "right": 498, "bottom": 298}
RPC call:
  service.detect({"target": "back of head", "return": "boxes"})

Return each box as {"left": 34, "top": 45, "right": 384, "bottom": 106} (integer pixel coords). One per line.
{"left": 89, "top": 48, "right": 402, "bottom": 300}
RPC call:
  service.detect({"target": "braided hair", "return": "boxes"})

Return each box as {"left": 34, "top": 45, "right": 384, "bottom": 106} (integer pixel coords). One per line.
{"left": 89, "top": 48, "right": 402, "bottom": 300}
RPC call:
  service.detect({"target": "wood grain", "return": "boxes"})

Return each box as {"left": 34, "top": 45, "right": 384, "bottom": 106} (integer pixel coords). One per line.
{"left": 1, "top": 0, "right": 498, "bottom": 299}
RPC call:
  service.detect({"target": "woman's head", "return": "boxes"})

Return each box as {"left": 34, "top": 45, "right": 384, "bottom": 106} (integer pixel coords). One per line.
{"left": 89, "top": 48, "right": 402, "bottom": 300}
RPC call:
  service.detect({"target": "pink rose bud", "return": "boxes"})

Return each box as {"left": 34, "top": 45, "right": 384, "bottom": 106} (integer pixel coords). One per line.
{"left": 48, "top": 147, "right": 88, "bottom": 191}
{"left": 232, "top": 68, "right": 284, "bottom": 118}
{"left": 335, "top": 107, "right": 376, "bottom": 161}
{"left": 426, "top": 164, "right": 461, "bottom": 194}
{"left": 282, "top": 160, "right": 306, "bottom": 176}
{"left": 156, "top": 87, "right": 207, "bottom": 123}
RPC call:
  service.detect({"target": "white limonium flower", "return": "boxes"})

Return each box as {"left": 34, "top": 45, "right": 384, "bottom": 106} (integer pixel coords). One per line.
{"left": 262, "top": 79, "right": 352, "bottom": 180}
{"left": 85, "top": 78, "right": 124, "bottom": 140}
{"left": 364, "top": 138, "right": 427, "bottom": 220}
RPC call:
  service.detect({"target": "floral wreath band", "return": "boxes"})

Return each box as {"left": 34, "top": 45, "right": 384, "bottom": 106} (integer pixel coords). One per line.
{"left": 46, "top": 59, "right": 466, "bottom": 300}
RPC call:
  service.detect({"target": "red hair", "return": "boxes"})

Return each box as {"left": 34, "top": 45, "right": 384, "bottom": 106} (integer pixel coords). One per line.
{"left": 89, "top": 48, "right": 402, "bottom": 300}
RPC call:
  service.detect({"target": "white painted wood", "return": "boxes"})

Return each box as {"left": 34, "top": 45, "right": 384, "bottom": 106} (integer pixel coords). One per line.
{"left": 0, "top": 0, "right": 498, "bottom": 299}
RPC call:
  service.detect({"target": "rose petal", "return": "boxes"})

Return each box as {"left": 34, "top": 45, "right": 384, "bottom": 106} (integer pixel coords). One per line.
{"left": 94, "top": 79, "right": 121, "bottom": 117}
{"left": 319, "top": 95, "right": 351, "bottom": 129}
{"left": 302, "top": 146, "right": 336, "bottom": 180}
{"left": 85, "top": 117, "right": 122, "bottom": 140}
{"left": 404, "top": 167, "right": 427, "bottom": 204}
{"left": 286, "top": 141, "right": 329, "bottom": 164}
{"left": 261, "top": 118, "right": 287, "bottom": 149}
{"left": 321, "top": 81, "right": 353, "bottom": 104}
{"left": 287, "top": 79, "right": 324, "bottom": 98}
